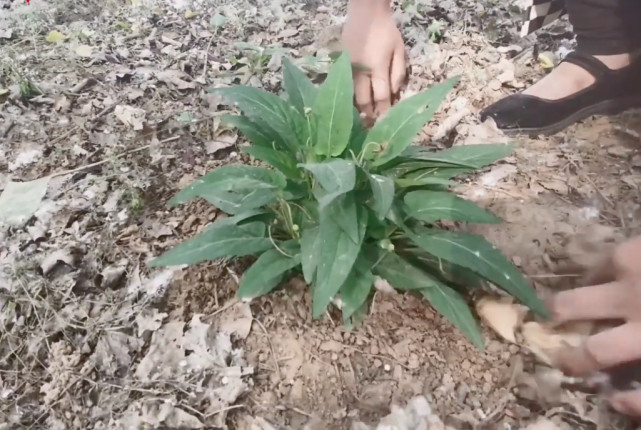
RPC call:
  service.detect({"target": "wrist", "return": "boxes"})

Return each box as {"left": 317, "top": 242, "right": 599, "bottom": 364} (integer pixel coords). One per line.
{"left": 347, "top": 0, "right": 392, "bottom": 18}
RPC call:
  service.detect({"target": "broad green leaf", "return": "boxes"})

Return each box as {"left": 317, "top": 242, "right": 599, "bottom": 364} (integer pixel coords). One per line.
{"left": 409, "top": 228, "right": 547, "bottom": 316}
{"left": 372, "top": 251, "right": 483, "bottom": 348}
{"left": 325, "top": 193, "right": 359, "bottom": 244}
{"left": 217, "top": 209, "right": 272, "bottom": 226}
{"left": 283, "top": 57, "right": 318, "bottom": 114}
{"left": 343, "top": 301, "right": 368, "bottom": 329}
{"left": 169, "top": 165, "right": 286, "bottom": 206}
{"left": 367, "top": 174, "right": 394, "bottom": 220}
{"left": 283, "top": 180, "right": 308, "bottom": 200}
{"left": 313, "top": 205, "right": 367, "bottom": 318}
{"left": 312, "top": 51, "right": 354, "bottom": 156}
{"left": 410, "top": 250, "right": 487, "bottom": 291}
{"left": 301, "top": 159, "right": 356, "bottom": 208}
{"left": 300, "top": 226, "right": 321, "bottom": 283}
{"left": 365, "top": 77, "right": 459, "bottom": 166}
{"left": 372, "top": 250, "right": 445, "bottom": 291}
{"left": 222, "top": 114, "right": 277, "bottom": 148}
{"left": 339, "top": 254, "right": 374, "bottom": 320}
{"left": 149, "top": 221, "right": 270, "bottom": 267}
{"left": 237, "top": 244, "right": 301, "bottom": 298}
{"left": 381, "top": 159, "right": 473, "bottom": 178}
{"left": 198, "top": 188, "right": 278, "bottom": 214}
{"left": 404, "top": 190, "right": 500, "bottom": 224}
{"left": 212, "top": 86, "right": 304, "bottom": 151}
{"left": 395, "top": 176, "right": 456, "bottom": 188}
{"left": 418, "top": 286, "right": 483, "bottom": 349}
{"left": 348, "top": 107, "right": 368, "bottom": 154}
{"left": 403, "top": 143, "right": 515, "bottom": 169}
{"left": 241, "top": 145, "right": 300, "bottom": 179}
{"left": 402, "top": 166, "right": 473, "bottom": 180}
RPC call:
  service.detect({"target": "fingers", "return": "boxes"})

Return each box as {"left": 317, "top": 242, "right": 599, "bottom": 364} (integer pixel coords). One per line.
{"left": 609, "top": 390, "right": 641, "bottom": 417}
{"left": 371, "top": 76, "right": 391, "bottom": 118}
{"left": 354, "top": 73, "right": 374, "bottom": 120}
{"left": 390, "top": 45, "right": 406, "bottom": 95}
{"left": 549, "top": 281, "right": 629, "bottom": 323}
{"left": 556, "top": 322, "right": 641, "bottom": 376}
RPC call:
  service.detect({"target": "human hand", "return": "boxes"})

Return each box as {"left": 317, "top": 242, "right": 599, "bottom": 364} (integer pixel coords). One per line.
{"left": 548, "top": 236, "right": 641, "bottom": 417}
{"left": 342, "top": 0, "right": 406, "bottom": 123}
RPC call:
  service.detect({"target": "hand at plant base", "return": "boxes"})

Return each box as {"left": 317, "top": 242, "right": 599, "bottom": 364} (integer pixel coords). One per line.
{"left": 342, "top": 0, "right": 406, "bottom": 122}
{"left": 548, "top": 235, "right": 641, "bottom": 418}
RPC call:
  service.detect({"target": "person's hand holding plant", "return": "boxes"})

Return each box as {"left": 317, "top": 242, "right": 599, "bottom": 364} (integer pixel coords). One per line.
{"left": 341, "top": 0, "right": 406, "bottom": 123}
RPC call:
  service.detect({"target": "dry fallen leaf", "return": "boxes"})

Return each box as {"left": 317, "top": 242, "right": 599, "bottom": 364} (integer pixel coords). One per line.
{"left": 45, "top": 30, "right": 66, "bottom": 43}
{"left": 476, "top": 297, "right": 528, "bottom": 343}
{"left": 521, "top": 321, "right": 587, "bottom": 366}
{"left": 538, "top": 52, "right": 556, "bottom": 70}
{"left": 75, "top": 44, "right": 93, "bottom": 58}
{"left": 0, "top": 177, "right": 50, "bottom": 228}
{"left": 184, "top": 9, "right": 199, "bottom": 19}
{"left": 114, "top": 105, "right": 146, "bottom": 130}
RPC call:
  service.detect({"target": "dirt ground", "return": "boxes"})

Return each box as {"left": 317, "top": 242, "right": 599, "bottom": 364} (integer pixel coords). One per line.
{"left": 1, "top": 0, "right": 641, "bottom": 428}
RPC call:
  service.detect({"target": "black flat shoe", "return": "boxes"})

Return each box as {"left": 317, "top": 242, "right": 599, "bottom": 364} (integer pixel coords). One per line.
{"left": 480, "top": 51, "right": 641, "bottom": 136}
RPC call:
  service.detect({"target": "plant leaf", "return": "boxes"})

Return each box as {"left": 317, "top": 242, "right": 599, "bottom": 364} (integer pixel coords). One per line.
{"left": 372, "top": 250, "right": 444, "bottom": 291}
{"left": 169, "top": 165, "right": 286, "bottom": 206}
{"left": 222, "top": 114, "right": 277, "bottom": 147}
{"left": 212, "top": 86, "right": 304, "bottom": 151}
{"left": 282, "top": 57, "right": 318, "bottom": 114}
{"left": 418, "top": 286, "right": 484, "bottom": 349}
{"left": 349, "top": 106, "right": 368, "bottom": 154}
{"left": 373, "top": 251, "right": 483, "bottom": 348}
{"left": 395, "top": 176, "right": 456, "bottom": 188}
{"left": 241, "top": 145, "right": 300, "bottom": 179}
{"left": 403, "top": 143, "right": 515, "bottom": 169}
{"left": 409, "top": 228, "right": 548, "bottom": 316}
{"left": 237, "top": 245, "right": 301, "bottom": 299}
{"left": 300, "top": 226, "right": 321, "bottom": 283}
{"left": 313, "top": 205, "right": 367, "bottom": 318}
{"left": 149, "top": 221, "right": 271, "bottom": 267}
{"left": 404, "top": 190, "right": 500, "bottom": 224}
{"left": 312, "top": 51, "right": 354, "bottom": 156}
{"left": 365, "top": 77, "right": 459, "bottom": 166}
{"left": 339, "top": 254, "right": 374, "bottom": 320}
{"left": 301, "top": 159, "right": 356, "bottom": 208}
{"left": 199, "top": 188, "right": 278, "bottom": 214}
{"left": 325, "top": 193, "right": 359, "bottom": 243}
{"left": 367, "top": 174, "right": 394, "bottom": 220}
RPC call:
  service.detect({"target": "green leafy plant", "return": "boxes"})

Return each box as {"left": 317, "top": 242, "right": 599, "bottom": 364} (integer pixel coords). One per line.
{"left": 150, "top": 52, "right": 546, "bottom": 348}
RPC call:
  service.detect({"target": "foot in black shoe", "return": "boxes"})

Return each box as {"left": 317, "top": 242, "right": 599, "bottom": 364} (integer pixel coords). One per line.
{"left": 480, "top": 52, "right": 641, "bottom": 136}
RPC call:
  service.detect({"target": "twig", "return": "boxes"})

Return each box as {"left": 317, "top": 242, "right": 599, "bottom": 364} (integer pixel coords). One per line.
{"left": 301, "top": 346, "right": 333, "bottom": 367}
{"left": 204, "top": 404, "right": 245, "bottom": 419}
{"left": 203, "top": 300, "right": 238, "bottom": 321}
{"left": 49, "top": 144, "right": 151, "bottom": 178}
{"left": 582, "top": 173, "right": 615, "bottom": 208}
{"left": 252, "top": 318, "right": 281, "bottom": 380}
{"left": 48, "top": 101, "right": 117, "bottom": 146}
{"left": 281, "top": 405, "right": 312, "bottom": 417}
{"left": 201, "top": 35, "right": 215, "bottom": 81}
